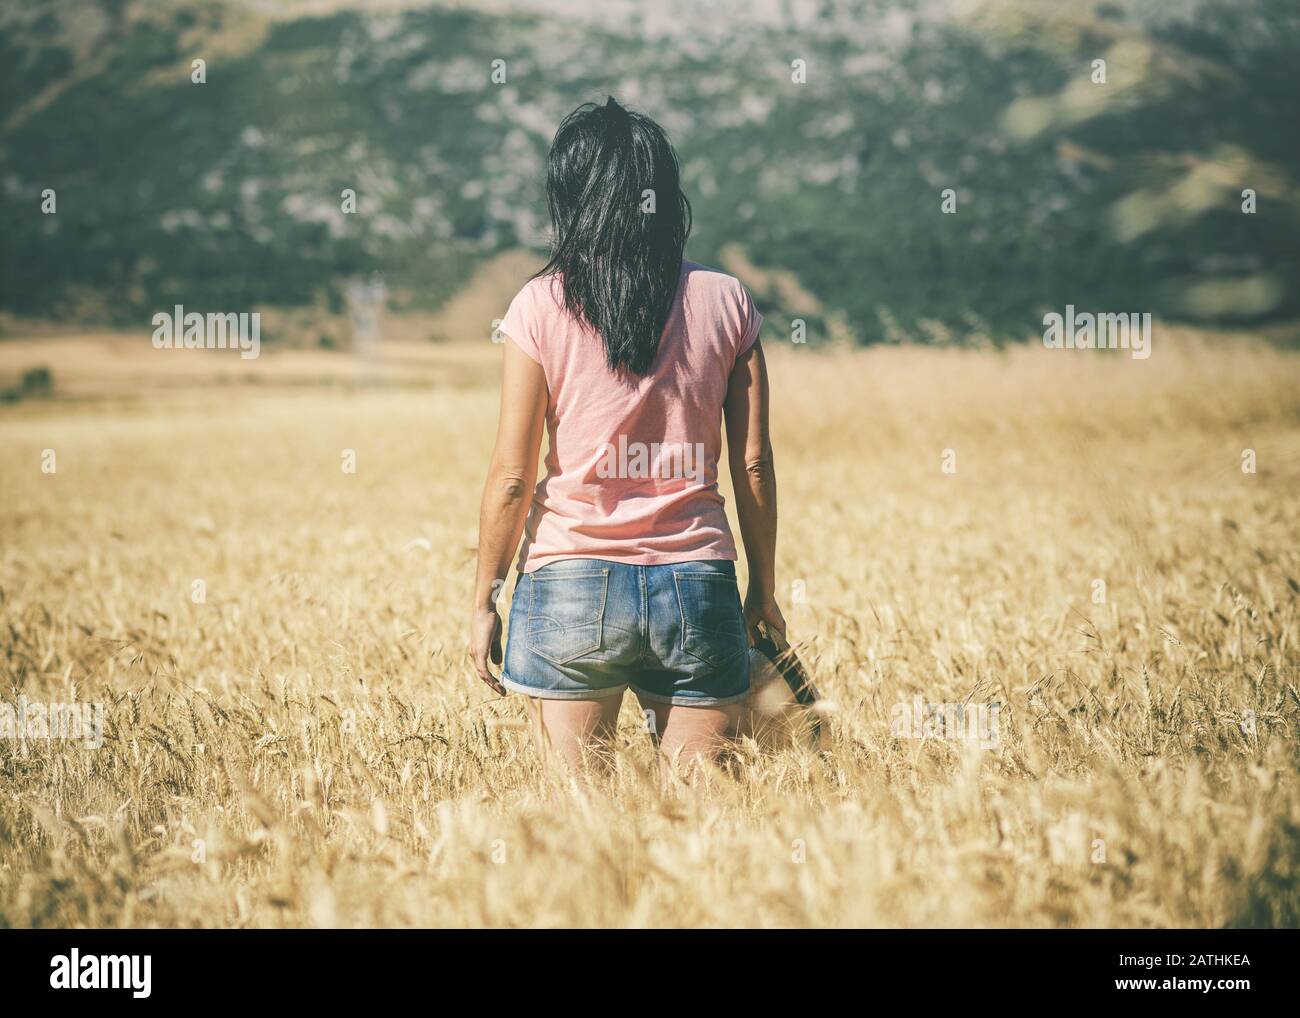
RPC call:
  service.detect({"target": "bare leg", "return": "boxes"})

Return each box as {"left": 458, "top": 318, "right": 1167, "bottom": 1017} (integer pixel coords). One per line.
{"left": 636, "top": 695, "right": 743, "bottom": 781}
{"left": 523, "top": 694, "right": 624, "bottom": 772}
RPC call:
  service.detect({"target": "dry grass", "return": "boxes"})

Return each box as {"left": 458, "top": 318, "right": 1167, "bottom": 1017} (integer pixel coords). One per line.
{"left": 1, "top": 326, "right": 1299, "bottom": 928}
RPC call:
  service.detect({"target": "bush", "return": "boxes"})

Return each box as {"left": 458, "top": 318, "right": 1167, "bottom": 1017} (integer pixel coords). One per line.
{"left": 21, "top": 366, "right": 53, "bottom": 395}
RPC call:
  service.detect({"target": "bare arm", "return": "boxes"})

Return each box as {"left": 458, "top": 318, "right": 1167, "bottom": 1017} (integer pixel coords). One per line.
{"left": 469, "top": 339, "right": 548, "bottom": 693}
{"left": 723, "top": 339, "right": 785, "bottom": 640}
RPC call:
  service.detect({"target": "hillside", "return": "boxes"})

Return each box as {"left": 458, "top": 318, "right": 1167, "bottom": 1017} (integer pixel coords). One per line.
{"left": 1, "top": 0, "right": 1298, "bottom": 341}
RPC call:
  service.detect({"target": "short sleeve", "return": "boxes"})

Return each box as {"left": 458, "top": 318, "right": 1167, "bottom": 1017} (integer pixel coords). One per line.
{"left": 499, "top": 282, "right": 543, "bottom": 363}
{"left": 735, "top": 281, "right": 763, "bottom": 358}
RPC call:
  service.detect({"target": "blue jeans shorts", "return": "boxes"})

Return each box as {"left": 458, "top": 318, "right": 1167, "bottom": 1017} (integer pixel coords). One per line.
{"left": 502, "top": 558, "right": 750, "bottom": 707}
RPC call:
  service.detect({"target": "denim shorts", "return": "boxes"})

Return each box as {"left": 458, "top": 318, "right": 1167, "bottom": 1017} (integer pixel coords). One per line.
{"left": 501, "top": 558, "right": 750, "bottom": 706}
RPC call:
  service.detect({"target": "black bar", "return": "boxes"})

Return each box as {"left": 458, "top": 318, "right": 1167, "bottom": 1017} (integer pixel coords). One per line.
{"left": 2, "top": 929, "right": 1293, "bottom": 1006}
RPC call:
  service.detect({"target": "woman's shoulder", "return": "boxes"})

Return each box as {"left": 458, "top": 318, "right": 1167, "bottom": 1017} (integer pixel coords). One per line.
{"left": 680, "top": 261, "right": 756, "bottom": 317}
{"left": 680, "top": 261, "right": 762, "bottom": 352}
{"left": 503, "top": 273, "right": 569, "bottom": 332}
{"left": 681, "top": 260, "right": 755, "bottom": 308}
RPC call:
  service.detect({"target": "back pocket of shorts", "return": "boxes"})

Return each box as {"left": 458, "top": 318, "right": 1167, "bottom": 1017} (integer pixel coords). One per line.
{"left": 526, "top": 568, "right": 609, "bottom": 666}
{"left": 673, "top": 571, "right": 745, "bottom": 669}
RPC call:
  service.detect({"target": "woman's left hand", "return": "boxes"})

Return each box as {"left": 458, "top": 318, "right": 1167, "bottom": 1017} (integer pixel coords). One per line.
{"left": 469, "top": 607, "right": 506, "bottom": 696}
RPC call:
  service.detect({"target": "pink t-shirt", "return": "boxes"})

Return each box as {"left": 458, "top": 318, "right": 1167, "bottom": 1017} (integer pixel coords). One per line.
{"left": 499, "top": 260, "right": 762, "bottom": 573}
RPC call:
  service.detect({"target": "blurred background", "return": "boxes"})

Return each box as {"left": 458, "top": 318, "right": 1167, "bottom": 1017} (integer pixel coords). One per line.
{"left": 1, "top": 0, "right": 1297, "bottom": 358}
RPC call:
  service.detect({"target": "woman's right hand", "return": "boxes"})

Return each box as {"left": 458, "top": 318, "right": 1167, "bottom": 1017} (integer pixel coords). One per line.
{"left": 469, "top": 605, "right": 507, "bottom": 696}
{"left": 743, "top": 590, "right": 787, "bottom": 644}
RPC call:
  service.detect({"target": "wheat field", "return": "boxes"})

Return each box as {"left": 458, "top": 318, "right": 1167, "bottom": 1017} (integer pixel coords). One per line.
{"left": 1, "top": 326, "right": 1298, "bottom": 928}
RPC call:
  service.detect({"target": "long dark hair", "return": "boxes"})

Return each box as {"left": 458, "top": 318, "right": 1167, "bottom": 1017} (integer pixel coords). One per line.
{"left": 537, "top": 97, "right": 691, "bottom": 375}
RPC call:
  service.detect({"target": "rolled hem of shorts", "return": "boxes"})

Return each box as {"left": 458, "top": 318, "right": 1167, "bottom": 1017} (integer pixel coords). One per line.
{"left": 631, "top": 687, "right": 750, "bottom": 707}
{"left": 500, "top": 674, "right": 629, "bottom": 700}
